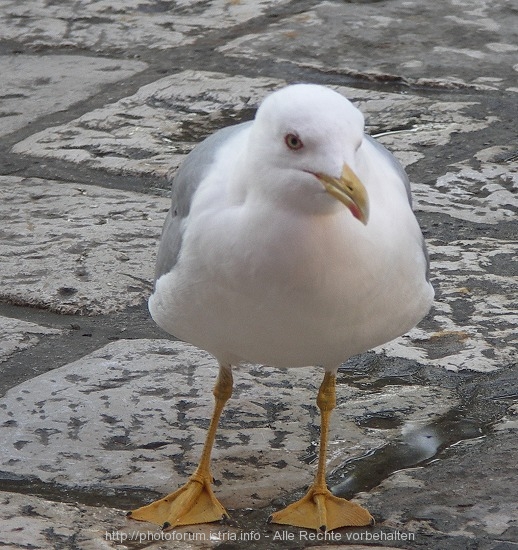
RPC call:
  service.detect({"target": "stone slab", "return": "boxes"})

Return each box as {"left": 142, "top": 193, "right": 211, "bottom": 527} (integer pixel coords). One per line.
{"left": 0, "top": 491, "right": 122, "bottom": 550}
{"left": 12, "top": 71, "right": 284, "bottom": 179}
{"left": 0, "top": 339, "right": 455, "bottom": 511}
{"left": 0, "top": 175, "right": 169, "bottom": 315}
{"left": 219, "top": 0, "right": 518, "bottom": 92}
{"left": 412, "top": 146, "right": 518, "bottom": 225}
{"left": 377, "top": 236, "right": 518, "bottom": 373}
{"left": 0, "top": 55, "right": 147, "bottom": 137}
{"left": 1, "top": 489, "right": 408, "bottom": 550}
{"left": 12, "top": 70, "right": 500, "bottom": 182}
{"left": 358, "top": 428, "right": 518, "bottom": 544}
{"left": 0, "top": 489, "right": 243, "bottom": 549}
{"left": 0, "top": 316, "right": 61, "bottom": 364}
{"left": 0, "top": 0, "right": 291, "bottom": 52}
{"left": 13, "top": 70, "right": 513, "bottom": 226}
{"left": 493, "top": 403, "right": 518, "bottom": 433}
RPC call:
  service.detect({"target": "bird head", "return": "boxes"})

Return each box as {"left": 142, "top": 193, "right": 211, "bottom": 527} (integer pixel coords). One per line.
{"left": 245, "top": 84, "right": 369, "bottom": 224}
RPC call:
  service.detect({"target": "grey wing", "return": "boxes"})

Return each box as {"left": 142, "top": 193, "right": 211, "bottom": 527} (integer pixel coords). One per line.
{"left": 365, "top": 134, "right": 412, "bottom": 206}
{"left": 154, "top": 121, "right": 252, "bottom": 282}
{"left": 365, "top": 134, "right": 431, "bottom": 281}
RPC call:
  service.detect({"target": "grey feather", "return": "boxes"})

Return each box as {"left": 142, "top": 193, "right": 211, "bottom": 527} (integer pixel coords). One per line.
{"left": 366, "top": 134, "right": 430, "bottom": 281}
{"left": 365, "top": 134, "right": 412, "bottom": 206}
{"left": 154, "top": 121, "right": 252, "bottom": 282}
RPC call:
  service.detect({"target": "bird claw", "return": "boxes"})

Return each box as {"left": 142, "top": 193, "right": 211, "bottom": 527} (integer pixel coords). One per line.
{"left": 128, "top": 477, "right": 228, "bottom": 530}
{"left": 270, "top": 485, "right": 374, "bottom": 531}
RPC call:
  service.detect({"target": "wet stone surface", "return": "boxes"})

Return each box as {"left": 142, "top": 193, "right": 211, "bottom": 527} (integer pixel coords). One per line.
{"left": 11, "top": 71, "right": 283, "bottom": 180}
{"left": 1, "top": 0, "right": 517, "bottom": 549}
{"left": 0, "top": 0, "right": 294, "bottom": 51}
{"left": 0, "top": 339, "right": 456, "bottom": 509}
{"left": 0, "top": 176, "right": 169, "bottom": 314}
{"left": 361, "top": 428, "right": 518, "bottom": 546}
{"left": 0, "top": 55, "right": 148, "bottom": 137}
{"left": 218, "top": 0, "right": 518, "bottom": 92}
{"left": 0, "top": 316, "right": 62, "bottom": 364}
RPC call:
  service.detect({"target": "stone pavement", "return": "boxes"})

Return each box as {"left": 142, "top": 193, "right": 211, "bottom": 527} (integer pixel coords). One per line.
{"left": 0, "top": 1, "right": 516, "bottom": 549}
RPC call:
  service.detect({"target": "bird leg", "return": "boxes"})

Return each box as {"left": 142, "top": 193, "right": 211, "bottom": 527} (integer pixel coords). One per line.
{"left": 128, "top": 364, "right": 233, "bottom": 530}
{"left": 270, "top": 372, "right": 374, "bottom": 531}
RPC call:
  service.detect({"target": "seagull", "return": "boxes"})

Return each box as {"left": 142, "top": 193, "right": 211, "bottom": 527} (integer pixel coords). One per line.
{"left": 128, "top": 84, "right": 434, "bottom": 532}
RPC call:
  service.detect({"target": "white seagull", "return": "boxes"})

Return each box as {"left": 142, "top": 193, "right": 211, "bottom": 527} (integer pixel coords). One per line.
{"left": 128, "top": 84, "right": 434, "bottom": 532}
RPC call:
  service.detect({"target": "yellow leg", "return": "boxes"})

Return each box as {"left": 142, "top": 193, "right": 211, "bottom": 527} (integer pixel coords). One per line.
{"left": 270, "top": 372, "right": 374, "bottom": 531}
{"left": 128, "top": 365, "right": 233, "bottom": 530}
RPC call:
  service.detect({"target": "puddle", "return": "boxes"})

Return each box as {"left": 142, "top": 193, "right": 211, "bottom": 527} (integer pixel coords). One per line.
{"left": 0, "top": 411, "right": 487, "bottom": 517}
{"left": 329, "top": 410, "right": 485, "bottom": 498}
{"left": 0, "top": 323, "right": 510, "bottom": 534}
{"left": 356, "top": 412, "right": 404, "bottom": 430}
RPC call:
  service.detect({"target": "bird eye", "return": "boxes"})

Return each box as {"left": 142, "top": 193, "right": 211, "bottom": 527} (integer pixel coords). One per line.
{"left": 284, "top": 133, "right": 304, "bottom": 151}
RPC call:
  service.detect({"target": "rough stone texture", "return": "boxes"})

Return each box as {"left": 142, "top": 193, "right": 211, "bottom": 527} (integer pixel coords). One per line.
{"left": 11, "top": 70, "right": 502, "bottom": 180}
{"left": 0, "top": 55, "right": 147, "bottom": 137}
{"left": 378, "top": 236, "right": 518, "bottom": 373}
{"left": 12, "top": 71, "right": 283, "bottom": 179}
{"left": 12, "top": 69, "right": 516, "bottom": 229}
{"left": 360, "top": 428, "right": 518, "bottom": 545}
{"left": 1, "top": 0, "right": 517, "bottom": 548}
{"left": 1, "top": 490, "right": 247, "bottom": 549}
{"left": 413, "top": 151, "right": 518, "bottom": 225}
{"left": 0, "top": 176, "right": 169, "bottom": 314}
{"left": 219, "top": 0, "right": 518, "bottom": 92}
{"left": 0, "top": 491, "right": 122, "bottom": 550}
{"left": 0, "top": 316, "right": 61, "bottom": 364}
{"left": 1, "top": 490, "right": 411, "bottom": 550}
{"left": 0, "top": 339, "right": 455, "bottom": 510}
{"left": 0, "top": 0, "right": 291, "bottom": 51}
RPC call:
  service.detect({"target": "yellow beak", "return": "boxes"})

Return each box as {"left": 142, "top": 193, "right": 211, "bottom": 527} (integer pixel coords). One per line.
{"left": 315, "top": 164, "right": 369, "bottom": 225}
